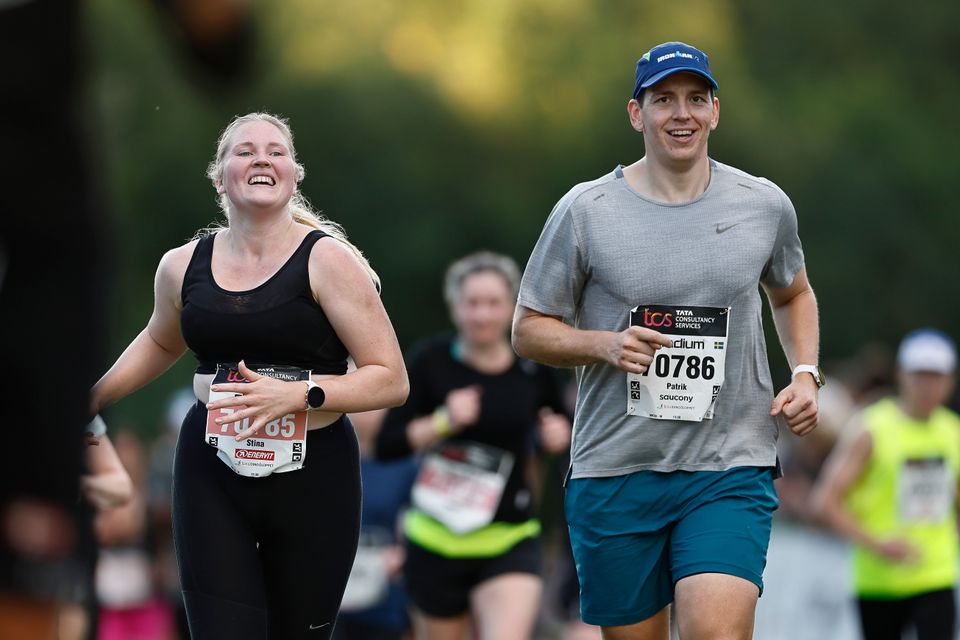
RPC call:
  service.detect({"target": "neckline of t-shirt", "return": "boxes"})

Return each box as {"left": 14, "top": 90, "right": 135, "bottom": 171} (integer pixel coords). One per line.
{"left": 613, "top": 159, "right": 717, "bottom": 208}
{"left": 449, "top": 338, "right": 518, "bottom": 377}
{"left": 207, "top": 230, "right": 317, "bottom": 296}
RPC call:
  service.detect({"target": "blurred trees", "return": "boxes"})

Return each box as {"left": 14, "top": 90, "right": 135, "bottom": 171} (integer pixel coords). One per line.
{"left": 82, "top": 0, "right": 960, "bottom": 429}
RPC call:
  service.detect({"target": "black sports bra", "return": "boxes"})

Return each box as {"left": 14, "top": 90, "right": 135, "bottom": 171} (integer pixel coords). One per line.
{"left": 180, "top": 230, "right": 349, "bottom": 375}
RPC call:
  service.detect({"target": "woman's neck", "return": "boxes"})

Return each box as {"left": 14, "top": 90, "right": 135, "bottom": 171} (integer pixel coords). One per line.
{"left": 224, "top": 212, "right": 297, "bottom": 259}
{"left": 455, "top": 337, "right": 514, "bottom": 374}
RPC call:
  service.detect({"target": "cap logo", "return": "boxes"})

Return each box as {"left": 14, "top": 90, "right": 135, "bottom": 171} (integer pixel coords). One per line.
{"left": 656, "top": 50, "right": 698, "bottom": 64}
{"left": 640, "top": 52, "right": 651, "bottom": 62}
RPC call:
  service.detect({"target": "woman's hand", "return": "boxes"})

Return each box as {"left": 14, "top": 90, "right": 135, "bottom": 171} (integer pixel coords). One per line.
{"left": 206, "top": 360, "right": 308, "bottom": 440}
{"left": 537, "top": 407, "right": 572, "bottom": 454}
{"left": 445, "top": 385, "right": 482, "bottom": 431}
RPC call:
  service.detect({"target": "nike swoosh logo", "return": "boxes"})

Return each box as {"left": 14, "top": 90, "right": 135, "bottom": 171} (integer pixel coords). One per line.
{"left": 716, "top": 222, "right": 739, "bottom": 234}
{"left": 309, "top": 622, "right": 331, "bottom": 630}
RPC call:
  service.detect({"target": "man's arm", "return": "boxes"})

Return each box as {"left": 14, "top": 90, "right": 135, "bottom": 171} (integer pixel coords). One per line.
{"left": 763, "top": 267, "right": 820, "bottom": 436}
{"left": 810, "top": 423, "right": 918, "bottom": 562}
{"left": 511, "top": 306, "right": 671, "bottom": 373}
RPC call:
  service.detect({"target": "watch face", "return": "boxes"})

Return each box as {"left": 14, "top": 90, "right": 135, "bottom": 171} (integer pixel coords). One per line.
{"left": 307, "top": 384, "right": 325, "bottom": 409}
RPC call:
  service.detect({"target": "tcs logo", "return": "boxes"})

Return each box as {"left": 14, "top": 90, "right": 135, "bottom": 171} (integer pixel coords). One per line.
{"left": 642, "top": 308, "right": 673, "bottom": 328}
{"left": 227, "top": 370, "right": 247, "bottom": 383}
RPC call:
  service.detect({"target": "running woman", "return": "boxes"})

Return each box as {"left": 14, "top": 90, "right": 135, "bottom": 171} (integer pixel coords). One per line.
{"left": 513, "top": 42, "right": 822, "bottom": 640}
{"left": 90, "top": 112, "right": 408, "bottom": 639}
{"left": 377, "top": 251, "right": 571, "bottom": 640}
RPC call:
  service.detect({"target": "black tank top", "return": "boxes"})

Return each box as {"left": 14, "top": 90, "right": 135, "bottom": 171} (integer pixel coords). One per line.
{"left": 180, "top": 230, "right": 349, "bottom": 375}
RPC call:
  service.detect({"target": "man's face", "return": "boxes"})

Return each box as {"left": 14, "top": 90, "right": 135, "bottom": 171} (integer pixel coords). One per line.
{"left": 898, "top": 370, "right": 956, "bottom": 416}
{"left": 628, "top": 72, "right": 719, "bottom": 167}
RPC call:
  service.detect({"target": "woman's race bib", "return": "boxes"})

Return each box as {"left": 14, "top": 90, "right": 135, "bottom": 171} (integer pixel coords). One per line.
{"left": 412, "top": 441, "right": 514, "bottom": 534}
{"left": 626, "top": 304, "right": 731, "bottom": 422}
{"left": 205, "top": 364, "right": 310, "bottom": 477}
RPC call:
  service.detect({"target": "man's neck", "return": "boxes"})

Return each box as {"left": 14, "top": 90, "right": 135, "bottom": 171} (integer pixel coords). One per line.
{"left": 622, "top": 155, "right": 711, "bottom": 204}
{"left": 897, "top": 397, "right": 937, "bottom": 423}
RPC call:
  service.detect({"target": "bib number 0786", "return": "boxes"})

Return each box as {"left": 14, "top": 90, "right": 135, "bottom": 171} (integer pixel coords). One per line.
{"left": 641, "top": 354, "right": 716, "bottom": 380}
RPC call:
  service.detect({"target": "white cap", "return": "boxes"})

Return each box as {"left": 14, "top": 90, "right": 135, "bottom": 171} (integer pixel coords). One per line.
{"left": 897, "top": 329, "right": 956, "bottom": 374}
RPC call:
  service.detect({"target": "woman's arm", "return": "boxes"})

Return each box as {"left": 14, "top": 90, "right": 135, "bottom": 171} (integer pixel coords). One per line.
{"left": 308, "top": 238, "right": 409, "bottom": 411}
{"left": 90, "top": 244, "right": 193, "bottom": 413}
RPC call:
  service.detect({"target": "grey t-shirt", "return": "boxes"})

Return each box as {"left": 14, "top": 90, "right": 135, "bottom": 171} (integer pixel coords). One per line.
{"left": 517, "top": 160, "right": 804, "bottom": 478}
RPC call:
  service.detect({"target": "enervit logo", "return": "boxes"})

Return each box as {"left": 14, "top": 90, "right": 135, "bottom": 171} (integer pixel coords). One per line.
{"left": 236, "top": 449, "right": 275, "bottom": 461}
{"left": 642, "top": 308, "right": 673, "bottom": 328}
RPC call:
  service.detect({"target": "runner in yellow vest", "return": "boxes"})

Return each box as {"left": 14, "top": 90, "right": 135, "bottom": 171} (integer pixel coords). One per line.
{"left": 812, "top": 329, "right": 959, "bottom": 640}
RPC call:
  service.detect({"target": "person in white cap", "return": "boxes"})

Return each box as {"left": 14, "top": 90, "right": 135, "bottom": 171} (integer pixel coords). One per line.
{"left": 811, "top": 329, "right": 959, "bottom": 640}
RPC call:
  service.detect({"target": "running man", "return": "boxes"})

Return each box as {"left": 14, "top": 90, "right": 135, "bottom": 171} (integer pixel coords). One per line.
{"left": 512, "top": 41, "right": 822, "bottom": 639}
{"left": 812, "top": 329, "right": 959, "bottom": 640}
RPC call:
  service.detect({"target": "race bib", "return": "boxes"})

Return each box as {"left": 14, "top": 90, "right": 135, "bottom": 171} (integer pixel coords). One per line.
{"left": 898, "top": 457, "right": 953, "bottom": 523}
{"left": 340, "top": 528, "right": 392, "bottom": 612}
{"left": 205, "top": 364, "right": 310, "bottom": 477}
{"left": 412, "top": 441, "right": 513, "bottom": 534}
{"left": 626, "top": 304, "right": 730, "bottom": 422}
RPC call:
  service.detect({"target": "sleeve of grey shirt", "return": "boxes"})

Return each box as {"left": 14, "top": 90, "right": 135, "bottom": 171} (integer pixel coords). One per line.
{"left": 760, "top": 184, "right": 805, "bottom": 288}
{"left": 518, "top": 189, "right": 588, "bottom": 324}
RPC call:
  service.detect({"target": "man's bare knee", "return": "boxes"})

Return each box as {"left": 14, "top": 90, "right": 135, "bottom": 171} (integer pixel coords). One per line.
{"left": 601, "top": 604, "right": 670, "bottom": 640}
{"left": 675, "top": 573, "right": 758, "bottom": 640}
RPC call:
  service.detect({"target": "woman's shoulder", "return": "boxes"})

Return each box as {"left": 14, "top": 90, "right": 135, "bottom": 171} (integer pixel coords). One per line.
{"left": 305, "top": 229, "right": 378, "bottom": 295}
{"left": 305, "top": 229, "right": 353, "bottom": 264}
{"left": 162, "top": 236, "right": 204, "bottom": 270}
{"left": 155, "top": 236, "right": 206, "bottom": 291}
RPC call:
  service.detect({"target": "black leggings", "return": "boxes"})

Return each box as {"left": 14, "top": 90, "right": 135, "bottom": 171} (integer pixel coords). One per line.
{"left": 858, "top": 588, "right": 957, "bottom": 640}
{"left": 173, "top": 402, "right": 361, "bottom": 639}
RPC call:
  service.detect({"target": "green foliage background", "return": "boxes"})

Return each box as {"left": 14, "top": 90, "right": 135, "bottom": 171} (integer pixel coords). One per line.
{"left": 83, "top": 0, "right": 960, "bottom": 431}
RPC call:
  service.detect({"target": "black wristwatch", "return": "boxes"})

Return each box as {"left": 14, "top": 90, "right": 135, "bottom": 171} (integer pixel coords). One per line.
{"left": 304, "top": 380, "right": 326, "bottom": 410}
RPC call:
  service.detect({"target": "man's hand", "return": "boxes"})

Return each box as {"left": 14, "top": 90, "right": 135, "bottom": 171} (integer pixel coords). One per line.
{"left": 771, "top": 374, "right": 819, "bottom": 436}
{"left": 870, "top": 537, "right": 920, "bottom": 564}
{"left": 604, "top": 326, "right": 672, "bottom": 374}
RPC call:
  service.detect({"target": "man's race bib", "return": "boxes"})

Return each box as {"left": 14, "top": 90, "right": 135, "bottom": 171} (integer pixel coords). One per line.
{"left": 626, "top": 304, "right": 731, "bottom": 422}
{"left": 340, "top": 528, "right": 392, "bottom": 612}
{"left": 898, "top": 457, "right": 954, "bottom": 523}
{"left": 412, "top": 441, "right": 514, "bottom": 535}
{"left": 205, "top": 364, "right": 310, "bottom": 477}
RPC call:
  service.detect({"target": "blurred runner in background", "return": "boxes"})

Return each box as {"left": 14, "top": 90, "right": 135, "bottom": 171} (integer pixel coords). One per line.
{"left": 377, "top": 251, "right": 571, "bottom": 640}
{"left": 812, "top": 329, "right": 959, "bottom": 640}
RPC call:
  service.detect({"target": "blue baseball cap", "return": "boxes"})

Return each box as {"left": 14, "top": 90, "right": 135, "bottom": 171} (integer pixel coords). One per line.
{"left": 633, "top": 41, "right": 718, "bottom": 100}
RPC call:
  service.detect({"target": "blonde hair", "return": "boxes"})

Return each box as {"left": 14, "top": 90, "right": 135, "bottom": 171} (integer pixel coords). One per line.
{"left": 443, "top": 251, "right": 521, "bottom": 305}
{"left": 201, "top": 112, "right": 380, "bottom": 290}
